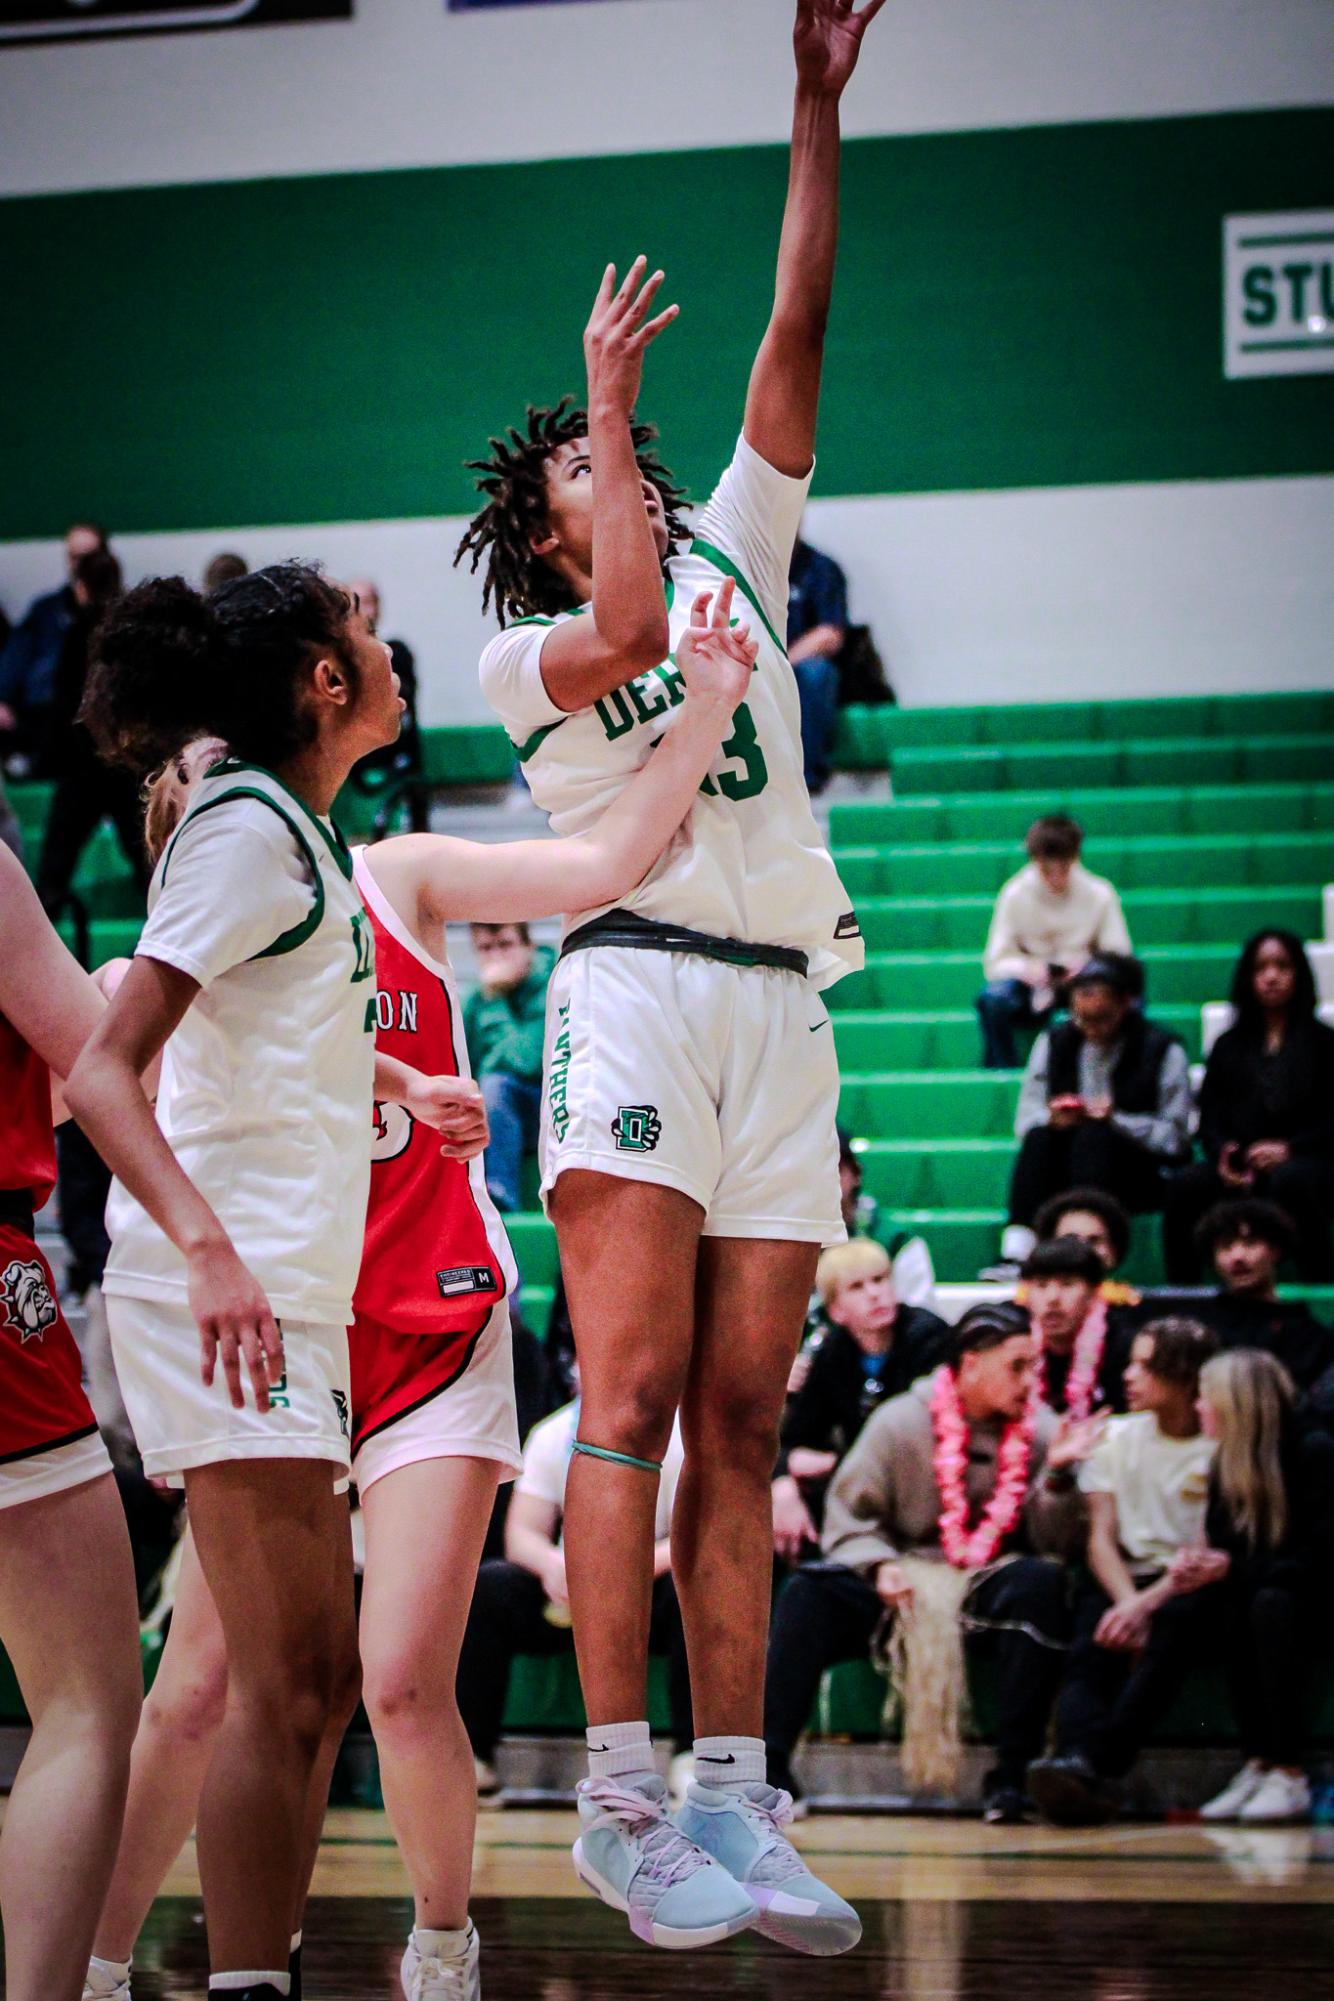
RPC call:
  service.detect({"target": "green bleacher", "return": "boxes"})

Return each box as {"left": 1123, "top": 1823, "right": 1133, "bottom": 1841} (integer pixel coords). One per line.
{"left": 497, "top": 694, "right": 1334, "bottom": 1295}
{"left": 9, "top": 689, "right": 1334, "bottom": 1762}
{"left": 18, "top": 690, "right": 1329, "bottom": 1295}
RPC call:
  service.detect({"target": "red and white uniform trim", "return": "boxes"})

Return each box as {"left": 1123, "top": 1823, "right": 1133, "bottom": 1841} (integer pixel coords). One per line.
{"left": 0, "top": 1007, "right": 110, "bottom": 1508}
{"left": 349, "top": 850, "right": 521, "bottom": 1493}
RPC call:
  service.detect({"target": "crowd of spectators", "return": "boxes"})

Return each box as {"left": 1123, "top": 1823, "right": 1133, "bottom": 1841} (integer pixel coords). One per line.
{"left": 974, "top": 813, "right": 1334, "bottom": 1288}
{"left": 7, "top": 518, "right": 1334, "bottom": 1831}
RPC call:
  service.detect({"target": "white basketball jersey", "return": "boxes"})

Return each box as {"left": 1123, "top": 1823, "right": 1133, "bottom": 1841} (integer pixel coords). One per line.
{"left": 104, "top": 761, "right": 376, "bottom": 1326}
{"left": 479, "top": 436, "right": 864, "bottom": 990}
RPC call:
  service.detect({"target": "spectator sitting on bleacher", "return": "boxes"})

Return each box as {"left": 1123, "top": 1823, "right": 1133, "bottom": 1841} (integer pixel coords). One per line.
{"left": 1021, "top": 1238, "right": 1135, "bottom": 1419}
{"left": 1027, "top": 1317, "right": 1219, "bottom": 1827}
{"left": 1031, "top": 1188, "right": 1141, "bottom": 1305}
{"left": 463, "top": 922, "right": 556, "bottom": 1213}
{"left": 976, "top": 816, "right": 1132, "bottom": 1071}
{"left": 1163, "top": 930, "right": 1334, "bottom": 1284}
{"left": 1188, "top": 1200, "right": 1334, "bottom": 1393}
{"left": 786, "top": 532, "right": 849, "bottom": 796}
{"left": 0, "top": 520, "right": 108, "bottom": 775}
{"left": 1174, "top": 1349, "right": 1334, "bottom": 1825}
{"left": 35, "top": 547, "right": 149, "bottom": 918}
{"left": 773, "top": 1241, "right": 951, "bottom": 1558}
{"left": 1000, "top": 955, "right": 1191, "bottom": 1271}
{"left": 455, "top": 1394, "right": 691, "bottom": 1805}
{"left": 763, "top": 1304, "right": 1090, "bottom": 1825}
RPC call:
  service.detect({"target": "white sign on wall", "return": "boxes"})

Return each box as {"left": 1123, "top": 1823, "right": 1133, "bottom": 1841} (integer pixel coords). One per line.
{"left": 1224, "top": 210, "right": 1334, "bottom": 379}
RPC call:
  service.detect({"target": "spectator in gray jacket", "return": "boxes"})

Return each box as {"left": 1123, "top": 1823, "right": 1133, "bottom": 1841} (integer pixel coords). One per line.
{"left": 763, "top": 1304, "right": 1094, "bottom": 1825}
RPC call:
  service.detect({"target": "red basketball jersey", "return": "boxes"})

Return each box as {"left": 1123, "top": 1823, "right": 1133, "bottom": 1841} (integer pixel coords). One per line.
{"left": 0, "top": 1007, "right": 56, "bottom": 1210}
{"left": 0, "top": 1011, "right": 97, "bottom": 1463}
{"left": 352, "top": 850, "right": 518, "bottom": 1337}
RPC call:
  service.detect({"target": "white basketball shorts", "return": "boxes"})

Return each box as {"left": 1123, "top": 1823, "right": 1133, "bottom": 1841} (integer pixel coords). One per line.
{"left": 107, "top": 1295, "right": 352, "bottom": 1487}
{"left": 539, "top": 946, "right": 844, "bottom": 1243}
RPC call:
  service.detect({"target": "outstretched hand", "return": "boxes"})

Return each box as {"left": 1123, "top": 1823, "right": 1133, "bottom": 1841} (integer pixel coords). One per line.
{"left": 584, "top": 255, "right": 679, "bottom": 418}
{"left": 793, "top": 0, "right": 887, "bottom": 98}
{"left": 676, "top": 578, "right": 759, "bottom": 711}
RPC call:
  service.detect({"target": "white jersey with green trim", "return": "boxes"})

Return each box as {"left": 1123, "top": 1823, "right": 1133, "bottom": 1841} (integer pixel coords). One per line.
{"left": 104, "top": 761, "right": 377, "bottom": 1326}
{"left": 478, "top": 434, "right": 863, "bottom": 989}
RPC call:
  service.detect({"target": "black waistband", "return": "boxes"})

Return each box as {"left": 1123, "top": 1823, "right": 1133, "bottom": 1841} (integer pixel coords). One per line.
{"left": 560, "top": 907, "right": 809, "bottom": 978}
{"left": 0, "top": 1190, "right": 36, "bottom": 1238}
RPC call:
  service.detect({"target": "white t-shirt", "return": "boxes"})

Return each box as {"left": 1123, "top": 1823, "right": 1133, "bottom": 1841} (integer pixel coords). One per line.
{"left": 104, "top": 763, "right": 377, "bottom": 1326}
{"left": 479, "top": 435, "right": 863, "bottom": 990}
{"left": 517, "top": 1400, "right": 685, "bottom": 1544}
{"left": 1079, "top": 1411, "right": 1215, "bottom": 1577}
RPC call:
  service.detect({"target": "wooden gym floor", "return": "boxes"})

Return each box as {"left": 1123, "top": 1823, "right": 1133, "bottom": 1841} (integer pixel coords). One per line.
{"left": 114, "top": 1808, "right": 1334, "bottom": 1997}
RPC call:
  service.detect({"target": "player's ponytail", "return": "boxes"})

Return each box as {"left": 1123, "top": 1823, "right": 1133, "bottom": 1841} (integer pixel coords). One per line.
{"left": 83, "top": 576, "right": 223, "bottom": 774}
{"left": 84, "top": 561, "right": 354, "bottom": 777}
{"left": 142, "top": 734, "right": 230, "bottom": 865}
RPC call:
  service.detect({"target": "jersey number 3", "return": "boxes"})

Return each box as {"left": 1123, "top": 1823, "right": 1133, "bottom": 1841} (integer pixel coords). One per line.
{"left": 699, "top": 703, "right": 769, "bottom": 802}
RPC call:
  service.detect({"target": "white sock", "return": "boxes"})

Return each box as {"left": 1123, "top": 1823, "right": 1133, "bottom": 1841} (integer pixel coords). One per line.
{"left": 88, "top": 1957, "right": 132, "bottom": 1986}
{"left": 1002, "top": 1223, "right": 1036, "bottom": 1262}
{"left": 412, "top": 1923, "right": 473, "bottom": 1961}
{"left": 586, "top": 1721, "right": 655, "bottom": 1785}
{"left": 208, "top": 1975, "right": 290, "bottom": 1995}
{"left": 289, "top": 1933, "right": 302, "bottom": 1958}
{"left": 693, "top": 1735, "right": 766, "bottom": 1790}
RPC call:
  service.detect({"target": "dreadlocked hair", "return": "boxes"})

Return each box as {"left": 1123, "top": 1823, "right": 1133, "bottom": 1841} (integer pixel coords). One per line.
{"left": 453, "top": 398, "right": 690, "bottom": 626}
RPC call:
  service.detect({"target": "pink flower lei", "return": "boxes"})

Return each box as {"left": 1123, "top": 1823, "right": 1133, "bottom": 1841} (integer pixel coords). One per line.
{"left": 929, "top": 1366, "right": 1035, "bottom": 1570}
{"left": 1036, "top": 1295, "right": 1108, "bottom": 1423}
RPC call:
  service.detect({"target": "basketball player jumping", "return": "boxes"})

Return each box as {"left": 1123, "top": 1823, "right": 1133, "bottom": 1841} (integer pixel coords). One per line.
{"left": 456, "top": 0, "right": 884, "bottom": 1958}
{"left": 82, "top": 571, "right": 757, "bottom": 2001}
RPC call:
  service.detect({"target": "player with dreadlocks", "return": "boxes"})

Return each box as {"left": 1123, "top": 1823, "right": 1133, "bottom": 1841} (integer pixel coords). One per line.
{"left": 456, "top": 0, "right": 884, "bottom": 1960}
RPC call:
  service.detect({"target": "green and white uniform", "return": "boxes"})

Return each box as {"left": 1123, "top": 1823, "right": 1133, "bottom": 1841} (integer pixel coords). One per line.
{"left": 104, "top": 761, "right": 376, "bottom": 1484}
{"left": 479, "top": 436, "right": 861, "bottom": 1240}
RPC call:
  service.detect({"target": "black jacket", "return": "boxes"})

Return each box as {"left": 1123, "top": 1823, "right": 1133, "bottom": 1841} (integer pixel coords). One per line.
{"left": 1193, "top": 1290, "right": 1334, "bottom": 1393}
{"left": 1047, "top": 1010, "right": 1182, "bottom": 1120}
{"left": 1040, "top": 1304, "right": 1138, "bottom": 1415}
{"left": 1206, "top": 1421, "right": 1334, "bottom": 1598}
{"left": 780, "top": 1308, "right": 952, "bottom": 1530}
{"left": 1197, "top": 1018, "right": 1334, "bottom": 1165}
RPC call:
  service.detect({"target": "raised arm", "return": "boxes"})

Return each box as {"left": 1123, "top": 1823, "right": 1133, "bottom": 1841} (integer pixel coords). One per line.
{"left": 376, "top": 581, "right": 757, "bottom": 927}
{"left": 744, "top": 0, "right": 886, "bottom": 478}
{"left": 536, "top": 259, "right": 678, "bottom": 713}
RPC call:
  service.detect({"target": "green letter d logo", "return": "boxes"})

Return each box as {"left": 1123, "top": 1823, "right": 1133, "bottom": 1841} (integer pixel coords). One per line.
{"left": 611, "top": 1104, "right": 663, "bottom": 1153}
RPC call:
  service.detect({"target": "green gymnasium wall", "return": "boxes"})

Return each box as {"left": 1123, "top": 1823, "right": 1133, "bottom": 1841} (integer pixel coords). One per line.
{"left": 1, "top": 106, "right": 1330, "bottom": 539}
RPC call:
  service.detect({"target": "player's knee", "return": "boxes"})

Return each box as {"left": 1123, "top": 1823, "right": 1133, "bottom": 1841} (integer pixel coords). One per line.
{"left": 362, "top": 1649, "right": 453, "bottom": 1738}
{"left": 686, "top": 1383, "right": 781, "bottom": 1473}
{"left": 144, "top": 1656, "right": 230, "bottom": 1750}
{"left": 582, "top": 1378, "right": 678, "bottom": 1464}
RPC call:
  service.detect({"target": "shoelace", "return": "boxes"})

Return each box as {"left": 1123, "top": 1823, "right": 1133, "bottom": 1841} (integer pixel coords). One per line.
{"left": 583, "top": 1783, "right": 709, "bottom": 1890}
{"left": 732, "top": 1786, "right": 808, "bottom": 1884}
{"left": 412, "top": 1953, "right": 469, "bottom": 1999}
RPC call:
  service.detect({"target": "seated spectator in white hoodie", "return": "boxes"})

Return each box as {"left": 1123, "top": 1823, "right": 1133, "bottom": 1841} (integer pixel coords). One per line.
{"left": 977, "top": 816, "right": 1131, "bottom": 1070}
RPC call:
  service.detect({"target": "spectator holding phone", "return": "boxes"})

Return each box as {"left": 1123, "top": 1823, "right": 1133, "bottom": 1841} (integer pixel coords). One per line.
{"left": 976, "top": 817, "right": 1132, "bottom": 1070}
{"left": 997, "top": 955, "right": 1191, "bottom": 1271}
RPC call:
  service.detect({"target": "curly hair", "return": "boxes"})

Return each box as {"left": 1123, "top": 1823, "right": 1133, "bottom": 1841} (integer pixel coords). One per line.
{"left": 82, "top": 562, "right": 353, "bottom": 777}
{"left": 452, "top": 399, "right": 691, "bottom": 626}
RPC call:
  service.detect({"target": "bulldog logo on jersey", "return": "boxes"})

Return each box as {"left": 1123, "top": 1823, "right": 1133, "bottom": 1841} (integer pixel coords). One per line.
{"left": 612, "top": 1105, "right": 662, "bottom": 1153}
{"left": 0, "top": 1257, "right": 59, "bottom": 1346}
{"left": 371, "top": 1101, "right": 414, "bottom": 1162}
